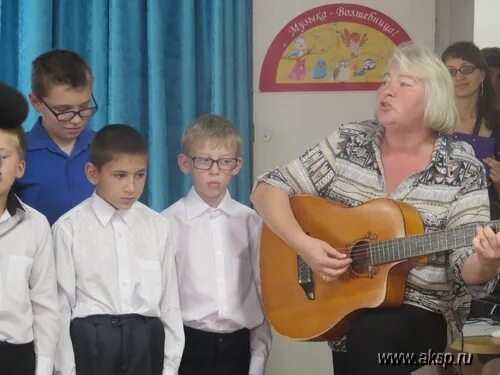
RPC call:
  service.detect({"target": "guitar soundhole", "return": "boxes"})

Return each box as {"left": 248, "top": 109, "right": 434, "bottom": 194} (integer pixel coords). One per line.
{"left": 350, "top": 241, "right": 370, "bottom": 275}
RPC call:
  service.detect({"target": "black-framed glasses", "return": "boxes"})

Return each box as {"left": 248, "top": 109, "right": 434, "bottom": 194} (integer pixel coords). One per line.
{"left": 190, "top": 156, "right": 239, "bottom": 171}
{"left": 37, "top": 93, "right": 98, "bottom": 121}
{"left": 447, "top": 65, "right": 477, "bottom": 77}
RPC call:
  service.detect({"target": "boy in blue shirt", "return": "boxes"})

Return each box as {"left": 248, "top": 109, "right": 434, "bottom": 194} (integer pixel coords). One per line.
{"left": 14, "top": 49, "right": 98, "bottom": 225}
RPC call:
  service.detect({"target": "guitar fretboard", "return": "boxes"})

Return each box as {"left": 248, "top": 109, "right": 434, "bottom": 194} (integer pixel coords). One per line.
{"left": 369, "top": 220, "right": 500, "bottom": 265}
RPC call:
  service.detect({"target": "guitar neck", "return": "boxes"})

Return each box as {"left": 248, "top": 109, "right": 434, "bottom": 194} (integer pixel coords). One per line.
{"left": 369, "top": 220, "right": 500, "bottom": 265}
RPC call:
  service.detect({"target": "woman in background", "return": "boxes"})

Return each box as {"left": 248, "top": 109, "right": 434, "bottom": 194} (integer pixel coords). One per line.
{"left": 431, "top": 41, "right": 500, "bottom": 375}
{"left": 442, "top": 41, "right": 500, "bottom": 220}
{"left": 482, "top": 47, "right": 500, "bottom": 112}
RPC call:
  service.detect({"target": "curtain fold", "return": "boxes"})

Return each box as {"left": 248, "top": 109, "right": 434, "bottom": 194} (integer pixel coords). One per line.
{"left": 0, "top": 0, "right": 253, "bottom": 210}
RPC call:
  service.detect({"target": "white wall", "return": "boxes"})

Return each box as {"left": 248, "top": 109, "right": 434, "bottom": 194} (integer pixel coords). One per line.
{"left": 253, "top": 1, "right": 435, "bottom": 374}
{"left": 435, "top": 0, "right": 474, "bottom": 55}
{"left": 474, "top": 0, "right": 500, "bottom": 48}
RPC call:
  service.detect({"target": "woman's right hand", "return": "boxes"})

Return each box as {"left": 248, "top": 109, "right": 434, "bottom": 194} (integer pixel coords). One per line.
{"left": 296, "top": 235, "right": 352, "bottom": 281}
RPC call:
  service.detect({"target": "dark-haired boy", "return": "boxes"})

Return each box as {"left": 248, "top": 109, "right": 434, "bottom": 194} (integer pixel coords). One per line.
{"left": 14, "top": 49, "right": 98, "bottom": 225}
{"left": 0, "top": 126, "right": 59, "bottom": 375}
{"left": 53, "top": 124, "right": 184, "bottom": 375}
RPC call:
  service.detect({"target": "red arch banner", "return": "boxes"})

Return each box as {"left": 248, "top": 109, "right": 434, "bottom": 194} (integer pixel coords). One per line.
{"left": 259, "top": 3, "right": 412, "bottom": 92}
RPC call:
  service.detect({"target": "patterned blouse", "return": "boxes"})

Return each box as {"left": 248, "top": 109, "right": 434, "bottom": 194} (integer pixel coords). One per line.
{"left": 257, "top": 120, "right": 498, "bottom": 350}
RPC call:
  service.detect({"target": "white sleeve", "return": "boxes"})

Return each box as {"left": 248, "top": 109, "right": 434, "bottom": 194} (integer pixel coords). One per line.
{"left": 52, "top": 222, "right": 77, "bottom": 375}
{"left": 249, "top": 217, "right": 272, "bottom": 375}
{"left": 161, "top": 218, "right": 185, "bottom": 375}
{"left": 29, "top": 216, "right": 60, "bottom": 375}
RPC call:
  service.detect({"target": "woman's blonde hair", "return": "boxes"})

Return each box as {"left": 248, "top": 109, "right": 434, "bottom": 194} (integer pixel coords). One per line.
{"left": 386, "top": 42, "right": 458, "bottom": 134}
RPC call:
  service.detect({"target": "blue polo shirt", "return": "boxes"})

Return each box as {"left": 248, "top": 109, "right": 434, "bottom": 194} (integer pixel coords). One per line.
{"left": 14, "top": 118, "right": 95, "bottom": 225}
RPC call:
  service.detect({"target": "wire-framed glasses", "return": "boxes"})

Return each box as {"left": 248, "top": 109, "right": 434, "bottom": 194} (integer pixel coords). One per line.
{"left": 190, "top": 156, "right": 239, "bottom": 171}
{"left": 37, "top": 93, "right": 98, "bottom": 121}
{"left": 447, "top": 65, "right": 477, "bottom": 77}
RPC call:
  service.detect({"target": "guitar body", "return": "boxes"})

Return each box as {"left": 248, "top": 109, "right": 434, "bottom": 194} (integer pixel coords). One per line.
{"left": 260, "top": 195, "right": 427, "bottom": 341}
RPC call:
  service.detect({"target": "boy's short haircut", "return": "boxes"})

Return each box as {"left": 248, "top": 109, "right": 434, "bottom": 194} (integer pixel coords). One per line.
{"left": 0, "top": 126, "right": 26, "bottom": 160}
{"left": 89, "top": 124, "right": 148, "bottom": 170}
{"left": 182, "top": 114, "right": 241, "bottom": 156}
{"left": 31, "top": 49, "right": 93, "bottom": 97}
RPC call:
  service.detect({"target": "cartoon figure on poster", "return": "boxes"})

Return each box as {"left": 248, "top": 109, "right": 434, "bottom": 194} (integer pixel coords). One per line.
{"left": 341, "top": 28, "right": 368, "bottom": 58}
{"left": 312, "top": 59, "right": 328, "bottom": 79}
{"left": 282, "top": 23, "right": 385, "bottom": 84}
{"left": 289, "top": 57, "right": 306, "bottom": 80}
{"left": 259, "top": 3, "right": 412, "bottom": 92}
{"left": 288, "top": 36, "right": 309, "bottom": 58}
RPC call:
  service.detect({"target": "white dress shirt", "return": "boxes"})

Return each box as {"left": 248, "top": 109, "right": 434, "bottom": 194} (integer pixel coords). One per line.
{"left": 52, "top": 192, "right": 184, "bottom": 375}
{"left": 162, "top": 187, "right": 272, "bottom": 375}
{"left": 0, "top": 192, "right": 59, "bottom": 375}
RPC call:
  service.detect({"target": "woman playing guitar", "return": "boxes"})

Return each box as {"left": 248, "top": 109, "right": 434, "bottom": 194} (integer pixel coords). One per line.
{"left": 251, "top": 42, "right": 500, "bottom": 375}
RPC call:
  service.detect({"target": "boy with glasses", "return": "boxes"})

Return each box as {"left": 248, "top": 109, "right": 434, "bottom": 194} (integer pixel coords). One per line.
{"left": 162, "top": 114, "right": 272, "bottom": 375}
{"left": 14, "top": 49, "right": 98, "bottom": 225}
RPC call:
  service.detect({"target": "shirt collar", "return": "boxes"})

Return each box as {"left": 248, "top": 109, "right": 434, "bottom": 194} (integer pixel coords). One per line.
{"left": 430, "top": 135, "right": 451, "bottom": 175}
{"left": 90, "top": 192, "right": 136, "bottom": 227}
{"left": 0, "top": 209, "right": 10, "bottom": 223}
{"left": 6, "top": 190, "right": 25, "bottom": 216}
{"left": 26, "top": 118, "right": 54, "bottom": 150}
{"left": 27, "top": 117, "right": 94, "bottom": 155}
{"left": 0, "top": 191, "right": 27, "bottom": 224}
{"left": 184, "top": 186, "right": 240, "bottom": 220}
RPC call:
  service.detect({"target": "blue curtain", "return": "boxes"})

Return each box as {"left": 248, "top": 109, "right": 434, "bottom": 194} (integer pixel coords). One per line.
{"left": 0, "top": 0, "right": 253, "bottom": 211}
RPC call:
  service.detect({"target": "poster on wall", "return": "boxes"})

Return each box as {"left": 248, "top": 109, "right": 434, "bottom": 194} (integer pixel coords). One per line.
{"left": 259, "top": 3, "right": 412, "bottom": 92}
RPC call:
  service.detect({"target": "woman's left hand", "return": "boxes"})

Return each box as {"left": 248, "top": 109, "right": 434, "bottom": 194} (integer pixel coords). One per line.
{"left": 472, "top": 225, "right": 500, "bottom": 271}
{"left": 484, "top": 157, "right": 500, "bottom": 185}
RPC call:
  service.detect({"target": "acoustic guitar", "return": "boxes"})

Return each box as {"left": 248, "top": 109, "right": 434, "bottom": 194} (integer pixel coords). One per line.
{"left": 260, "top": 195, "right": 485, "bottom": 341}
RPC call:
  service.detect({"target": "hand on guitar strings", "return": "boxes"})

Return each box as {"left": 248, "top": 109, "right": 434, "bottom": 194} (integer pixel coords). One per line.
{"left": 297, "top": 235, "right": 352, "bottom": 282}
{"left": 472, "top": 225, "right": 500, "bottom": 272}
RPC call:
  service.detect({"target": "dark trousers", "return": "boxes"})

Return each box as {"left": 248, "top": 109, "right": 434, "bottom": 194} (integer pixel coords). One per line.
{"left": 179, "top": 325, "right": 250, "bottom": 375}
{"left": 332, "top": 304, "right": 447, "bottom": 375}
{"left": 0, "top": 341, "right": 35, "bottom": 375}
{"left": 70, "top": 314, "right": 165, "bottom": 375}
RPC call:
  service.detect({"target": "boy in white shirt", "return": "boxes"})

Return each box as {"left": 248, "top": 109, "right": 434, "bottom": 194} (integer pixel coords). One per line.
{"left": 162, "top": 114, "right": 272, "bottom": 375}
{"left": 53, "top": 124, "right": 184, "bottom": 375}
{"left": 0, "top": 84, "right": 59, "bottom": 375}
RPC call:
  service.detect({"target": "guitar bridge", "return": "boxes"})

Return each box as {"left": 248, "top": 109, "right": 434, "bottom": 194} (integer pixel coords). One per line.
{"left": 297, "top": 255, "right": 315, "bottom": 300}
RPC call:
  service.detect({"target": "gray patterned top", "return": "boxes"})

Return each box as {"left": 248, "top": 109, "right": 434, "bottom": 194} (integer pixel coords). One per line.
{"left": 257, "top": 120, "right": 498, "bottom": 350}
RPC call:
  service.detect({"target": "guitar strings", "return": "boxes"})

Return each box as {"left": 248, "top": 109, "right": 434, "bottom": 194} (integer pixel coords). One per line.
{"left": 324, "top": 222, "right": 498, "bottom": 262}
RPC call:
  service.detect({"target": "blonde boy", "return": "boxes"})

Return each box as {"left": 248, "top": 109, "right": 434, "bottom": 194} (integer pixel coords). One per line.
{"left": 162, "top": 114, "right": 272, "bottom": 375}
{"left": 0, "top": 124, "right": 59, "bottom": 375}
